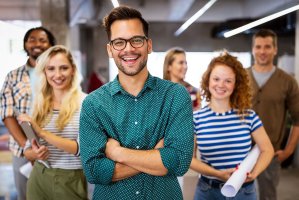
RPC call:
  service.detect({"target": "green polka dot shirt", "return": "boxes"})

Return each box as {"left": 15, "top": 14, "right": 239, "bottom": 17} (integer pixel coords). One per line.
{"left": 79, "top": 74, "right": 194, "bottom": 200}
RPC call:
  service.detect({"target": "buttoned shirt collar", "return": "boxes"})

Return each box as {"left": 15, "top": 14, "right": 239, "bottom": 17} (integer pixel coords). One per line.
{"left": 79, "top": 75, "right": 194, "bottom": 199}
{"left": 110, "top": 73, "right": 156, "bottom": 96}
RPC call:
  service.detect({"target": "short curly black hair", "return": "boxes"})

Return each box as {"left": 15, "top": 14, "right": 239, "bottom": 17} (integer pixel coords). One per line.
{"left": 23, "top": 27, "right": 56, "bottom": 55}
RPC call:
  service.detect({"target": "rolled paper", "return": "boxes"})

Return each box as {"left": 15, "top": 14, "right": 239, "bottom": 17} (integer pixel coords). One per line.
{"left": 19, "top": 162, "right": 33, "bottom": 179}
{"left": 221, "top": 145, "right": 260, "bottom": 197}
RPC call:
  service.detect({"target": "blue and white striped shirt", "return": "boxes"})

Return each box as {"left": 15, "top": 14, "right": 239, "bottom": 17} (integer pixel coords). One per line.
{"left": 193, "top": 106, "right": 262, "bottom": 179}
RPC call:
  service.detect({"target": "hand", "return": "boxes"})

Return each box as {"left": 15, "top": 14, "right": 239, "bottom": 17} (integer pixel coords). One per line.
{"left": 18, "top": 114, "right": 43, "bottom": 137}
{"left": 31, "top": 139, "right": 49, "bottom": 160}
{"left": 275, "top": 150, "right": 291, "bottom": 163}
{"left": 217, "top": 168, "right": 235, "bottom": 182}
{"left": 245, "top": 171, "right": 257, "bottom": 182}
{"left": 105, "top": 138, "right": 122, "bottom": 162}
{"left": 154, "top": 138, "right": 164, "bottom": 149}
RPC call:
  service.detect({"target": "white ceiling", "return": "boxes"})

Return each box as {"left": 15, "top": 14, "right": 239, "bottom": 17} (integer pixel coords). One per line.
{"left": 0, "top": 0, "right": 298, "bottom": 25}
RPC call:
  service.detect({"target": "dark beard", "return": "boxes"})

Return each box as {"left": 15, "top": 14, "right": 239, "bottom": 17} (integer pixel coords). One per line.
{"left": 117, "top": 59, "right": 147, "bottom": 76}
{"left": 31, "top": 55, "right": 39, "bottom": 60}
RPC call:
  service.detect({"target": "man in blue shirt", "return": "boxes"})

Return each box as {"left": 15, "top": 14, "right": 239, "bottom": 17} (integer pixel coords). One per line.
{"left": 79, "top": 6, "right": 194, "bottom": 200}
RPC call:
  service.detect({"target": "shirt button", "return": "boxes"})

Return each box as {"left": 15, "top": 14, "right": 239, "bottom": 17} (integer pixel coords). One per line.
{"left": 135, "top": 99, "right": 138, "bottom": 102}
{"left": 136, "top": 146, "right": 139, "bottom": 149}
{"left": 136, "top": 191, "right": 140, "bottom": 195}
{"left": 135, "top": 121, "right": 138, "bottom": 125}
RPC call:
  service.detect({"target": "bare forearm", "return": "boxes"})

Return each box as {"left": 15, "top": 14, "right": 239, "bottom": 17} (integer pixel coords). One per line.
{"left": 191, "top": 157, "right": 235, "bottom": 181}
{"left": 3, "top": 117, "right": 26, "bottom": 147}
{"left": 251, "top": 148, "right": 274, "bottom": 178}
{"left": 251, "top": 127, "right": 274, "bottom": 178}
{"left": 24, "top": 148, "right": 36, "bottom": 161}
{"left": 116, "top": 148, "right": 168, "bottom": 176}
{"left": 191, "top": 157, "right": 220, "bottom": 177}
{"left": 112, "top": 163, "right": 140, "bottom": 181}
{"left": 284, "top": 126, "right": 299, "bottom": 155}
{"left": 41, "top": 131, "right": 78, "bottom": 154}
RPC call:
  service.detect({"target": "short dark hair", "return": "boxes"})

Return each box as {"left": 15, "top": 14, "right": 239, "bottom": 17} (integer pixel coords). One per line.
{"left": 252, "top": 29, "right": 277, "bottom": 47}
{"left": 102, "top": 6, "right": 149, "bottom": 40}
{"left": 23, "top": 27, "right": 56, "bottom": 52}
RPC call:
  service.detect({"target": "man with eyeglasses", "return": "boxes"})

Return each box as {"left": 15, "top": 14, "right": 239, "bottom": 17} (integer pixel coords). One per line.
{"left": 79, "top": 6, "right": 194, "bottom": 200}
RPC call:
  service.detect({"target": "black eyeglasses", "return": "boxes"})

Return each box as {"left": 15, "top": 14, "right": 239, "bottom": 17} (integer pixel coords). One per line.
{"left": 110, "top": 36, "right": 148, "bottom": 51}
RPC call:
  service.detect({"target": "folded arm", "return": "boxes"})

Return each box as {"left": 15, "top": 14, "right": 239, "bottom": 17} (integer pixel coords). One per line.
{"left": 80, "top": 85, "right": 194, "bottom": 184}
{"left": 112, "top": 163, "right": 140, "bottom": 181}
{"left": 110, "top": 138, "right": 164, "bottom": 181}
{"left": 106, "top": 138, "right": 167, "bottom": 176}
{"left": 80, "top": 99, "right": 116, "bottom": 185}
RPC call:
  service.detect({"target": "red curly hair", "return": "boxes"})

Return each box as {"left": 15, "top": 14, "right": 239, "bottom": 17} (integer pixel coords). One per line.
{"left": 201, "top": 51, "right": 252, "bottom": 118}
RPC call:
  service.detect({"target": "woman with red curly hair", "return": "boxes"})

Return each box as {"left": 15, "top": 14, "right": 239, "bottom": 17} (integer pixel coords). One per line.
{"left": 191, "top": 52, "right": 274, "bottom": 200}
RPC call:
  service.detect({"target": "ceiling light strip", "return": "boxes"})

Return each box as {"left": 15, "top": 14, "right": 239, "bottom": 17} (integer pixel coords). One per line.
{"left": 224, "top": 4, "right": 299, "bottom": 38}
{"left": 174, "top": 0, "right": 218, "bottom": 36}
{"left": 111, "top": 0, "right": 120, "bottom": 8}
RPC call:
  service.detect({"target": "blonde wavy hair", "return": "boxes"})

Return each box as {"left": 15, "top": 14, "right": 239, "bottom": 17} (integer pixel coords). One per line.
{"left": 32, "top": 45, "right": 82, "bottom": 130}
{"left": 201, "top": 51, "right": 252, "bottom": 118}
{"left": 163, "top": 47, "right": 186, "bottom": 80}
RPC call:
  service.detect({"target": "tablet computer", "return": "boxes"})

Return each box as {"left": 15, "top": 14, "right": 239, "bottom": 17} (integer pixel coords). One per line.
{"left": 20, "top": 121, "right": 51, "bottom": 168}
{"left": 20, "top": 121, "right": 40, "bottom": 146}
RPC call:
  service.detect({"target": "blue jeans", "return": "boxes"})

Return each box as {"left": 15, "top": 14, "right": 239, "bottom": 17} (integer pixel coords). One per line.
{"left": 194, "top": 178, "right": 257, "bottom": 200}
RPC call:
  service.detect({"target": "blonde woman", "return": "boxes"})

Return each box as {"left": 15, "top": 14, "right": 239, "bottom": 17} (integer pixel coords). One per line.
{"left": 18, "top": 45, "right": 88, "bottom": 200}
{"left": 191, "top": 52, "right": 274, "bottom": 200}
{"left": 163, "top": 47, "right": 200, "bottom": 110}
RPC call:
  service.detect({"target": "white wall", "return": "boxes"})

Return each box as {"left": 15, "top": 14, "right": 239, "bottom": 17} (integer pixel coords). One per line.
{"left": 109, "top": 51, "right": 251, "bottom": 88}
{"left": 0, "top": 20, "right": 41, "bottom": 88}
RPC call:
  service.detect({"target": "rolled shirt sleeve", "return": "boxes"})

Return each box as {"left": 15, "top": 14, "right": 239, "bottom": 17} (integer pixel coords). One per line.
{"left": 0, "top": 72, "right": 15, "bottom": 119}
{"left": 159, "top": 85, "right": 194, "bottom": 176}
{"left": 79, "top": 98, "right": 115, "bottom": 185}
{"left": 79, "top": 75, "right": 194, "bottom": 199}
{"left": 0, "top": 67, "right": 31, "bottom": 119}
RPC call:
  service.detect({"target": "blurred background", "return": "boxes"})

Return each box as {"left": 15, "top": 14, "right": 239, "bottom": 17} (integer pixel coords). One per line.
{"left": 1, "top": 0, "right": 299, "bottom": 199}
{"left": 1, "top": 0, "right": 298, "bottom": 91}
